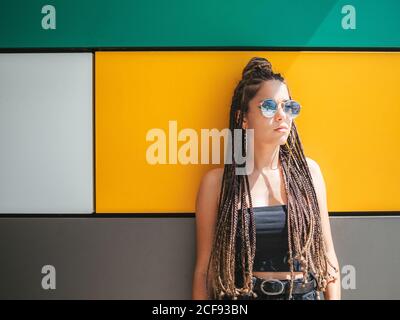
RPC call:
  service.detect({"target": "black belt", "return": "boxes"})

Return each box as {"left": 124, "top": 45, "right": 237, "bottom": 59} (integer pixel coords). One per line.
{"left": 252, "top": 275, "right": 317, "bottom": 297}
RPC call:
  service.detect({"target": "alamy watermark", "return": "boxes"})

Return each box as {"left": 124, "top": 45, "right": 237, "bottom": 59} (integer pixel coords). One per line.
{"left": 145, "top": 120, "right": 254, "bottom": 175}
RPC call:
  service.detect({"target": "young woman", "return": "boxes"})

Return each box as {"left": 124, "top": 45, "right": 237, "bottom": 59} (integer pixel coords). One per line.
{"left": 192, "top": 57, "right": 340, "bottom": 300}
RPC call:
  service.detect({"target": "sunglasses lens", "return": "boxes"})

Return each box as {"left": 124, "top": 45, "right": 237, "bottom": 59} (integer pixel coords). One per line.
{"left": 260, "top": 99, "right": 277, "bottom": 117}
{"left": 284, "top": 100, "right": 301, "bottom": 118}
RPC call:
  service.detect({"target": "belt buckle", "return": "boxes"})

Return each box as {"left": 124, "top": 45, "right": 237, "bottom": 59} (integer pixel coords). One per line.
{"left": 260, "top": 278, "right": 285, "bottom": 296}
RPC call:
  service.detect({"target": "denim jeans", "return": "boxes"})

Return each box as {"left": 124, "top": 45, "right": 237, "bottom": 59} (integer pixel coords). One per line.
{"left": 235, "top": 274, "right": 319, "bottom": 300}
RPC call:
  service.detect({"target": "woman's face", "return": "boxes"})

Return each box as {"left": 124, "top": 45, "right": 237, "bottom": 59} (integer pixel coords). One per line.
{"left": 243, "top": 79, "right": 292, "bottom": 145}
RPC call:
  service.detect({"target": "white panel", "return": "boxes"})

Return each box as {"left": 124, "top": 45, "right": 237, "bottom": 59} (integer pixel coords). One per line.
{"left": 0, "top": 53, "right": 93, "bottom": 213}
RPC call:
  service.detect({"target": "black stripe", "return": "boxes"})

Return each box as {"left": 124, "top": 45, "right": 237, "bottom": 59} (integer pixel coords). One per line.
{"left": 1, "top": 46, "right": 400, "bottom": 53}
{"left": 0, "top": 211, "right": 399, "bottom": 218}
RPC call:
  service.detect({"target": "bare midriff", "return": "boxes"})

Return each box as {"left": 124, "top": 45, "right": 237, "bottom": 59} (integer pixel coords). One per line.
{"left": 252, "top": 271, "right": 304, "bottom": 280}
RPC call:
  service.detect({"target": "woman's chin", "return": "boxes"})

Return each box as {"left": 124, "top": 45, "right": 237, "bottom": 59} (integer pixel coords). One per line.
{"left": 256, "top": 132, "right": 289, "bottom": 145}
{"left": 278, "top": 136, "right": 289, "bottom": 145}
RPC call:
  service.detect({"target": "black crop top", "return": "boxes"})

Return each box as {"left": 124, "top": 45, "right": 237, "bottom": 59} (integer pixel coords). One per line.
{"left": 235, "top": 204, "right": 301, "bottom": 275}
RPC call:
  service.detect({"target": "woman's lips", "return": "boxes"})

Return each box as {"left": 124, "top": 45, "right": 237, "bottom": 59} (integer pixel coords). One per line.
{"left": 274, "top": 127, "right": 288, "bottom": 132}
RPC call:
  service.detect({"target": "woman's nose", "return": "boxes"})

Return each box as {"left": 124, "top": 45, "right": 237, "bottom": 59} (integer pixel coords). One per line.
{"left": 274, "top": 104, "right": 287, "bottom": 120}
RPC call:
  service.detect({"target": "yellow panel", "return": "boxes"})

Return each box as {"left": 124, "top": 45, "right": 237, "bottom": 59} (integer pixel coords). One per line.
{"left": 96, "top": 52, "right": 400, "bottom": 213}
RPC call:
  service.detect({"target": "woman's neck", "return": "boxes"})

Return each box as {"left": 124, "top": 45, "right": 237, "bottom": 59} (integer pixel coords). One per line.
{"left": 253, "top": 142, "right": 280, "bottom": 173}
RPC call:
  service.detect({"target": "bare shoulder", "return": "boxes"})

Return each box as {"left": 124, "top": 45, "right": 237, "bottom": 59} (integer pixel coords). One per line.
{"left": 197, "top": 167, "right": 224, "bottom": 199}
{"left": 200, "top": 167, "right": 224, "bottom": 187}
{"left": 305, "top": 157, "right": 328, "bottom": 210}
{"left": 305, "top": 156, "right": 320, "bottom": 172}
{"left": 196, "top": 167, "right": 224, "bottom": 214}
{"left": 305, "top": 157, "right": 322, "bottom": 179}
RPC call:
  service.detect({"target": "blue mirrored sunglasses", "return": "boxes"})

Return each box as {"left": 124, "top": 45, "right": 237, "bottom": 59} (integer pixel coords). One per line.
{"left": 258, "top": 98, "right": 301, "bottom": 119}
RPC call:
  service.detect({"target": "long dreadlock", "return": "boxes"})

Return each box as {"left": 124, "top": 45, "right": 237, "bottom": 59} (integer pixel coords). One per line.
{"left": 205, "top": 57, "right": 338, "bottom": 300}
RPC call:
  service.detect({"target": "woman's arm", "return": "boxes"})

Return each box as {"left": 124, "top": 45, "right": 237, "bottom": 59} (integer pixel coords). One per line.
{"left": 306, "top": 157, "right": 341, "bottom": 300}
{"left": 192, "top": 168, "right": 223, "bottom": 300}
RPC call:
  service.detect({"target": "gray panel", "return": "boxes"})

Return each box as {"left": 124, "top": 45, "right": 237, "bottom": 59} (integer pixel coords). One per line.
{"left": 330, "top": 216, "right": 400, "bottom": 300}
{"left": 0, "top": 53, "right": 93, "bottom": 213}
{"left": 0, "top": 217, "right": 195, "bottom": 299}
{"left": 0, "top": 216, "right": 398, "bottom": 299}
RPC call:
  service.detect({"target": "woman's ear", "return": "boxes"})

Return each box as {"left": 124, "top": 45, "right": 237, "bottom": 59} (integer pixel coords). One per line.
{"left": 235, "top": 110, "right": 248, "bottom": 129}
{"left": 242, "top": 115, "right": 248, "bottom": 129}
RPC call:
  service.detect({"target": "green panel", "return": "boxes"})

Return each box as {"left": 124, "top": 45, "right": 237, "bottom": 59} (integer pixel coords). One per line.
{"left": 0, "top": 0, "right": 399, "bottom": 49}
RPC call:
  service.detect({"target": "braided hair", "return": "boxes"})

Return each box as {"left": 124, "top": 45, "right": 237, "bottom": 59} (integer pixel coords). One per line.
{"left": 205, "top": 57, "right": 338, "bottom": 300}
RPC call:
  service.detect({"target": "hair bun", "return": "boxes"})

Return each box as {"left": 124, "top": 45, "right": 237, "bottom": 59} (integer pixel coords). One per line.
{"left": 242, "top": 57, "right": 273, "bottom": 80}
